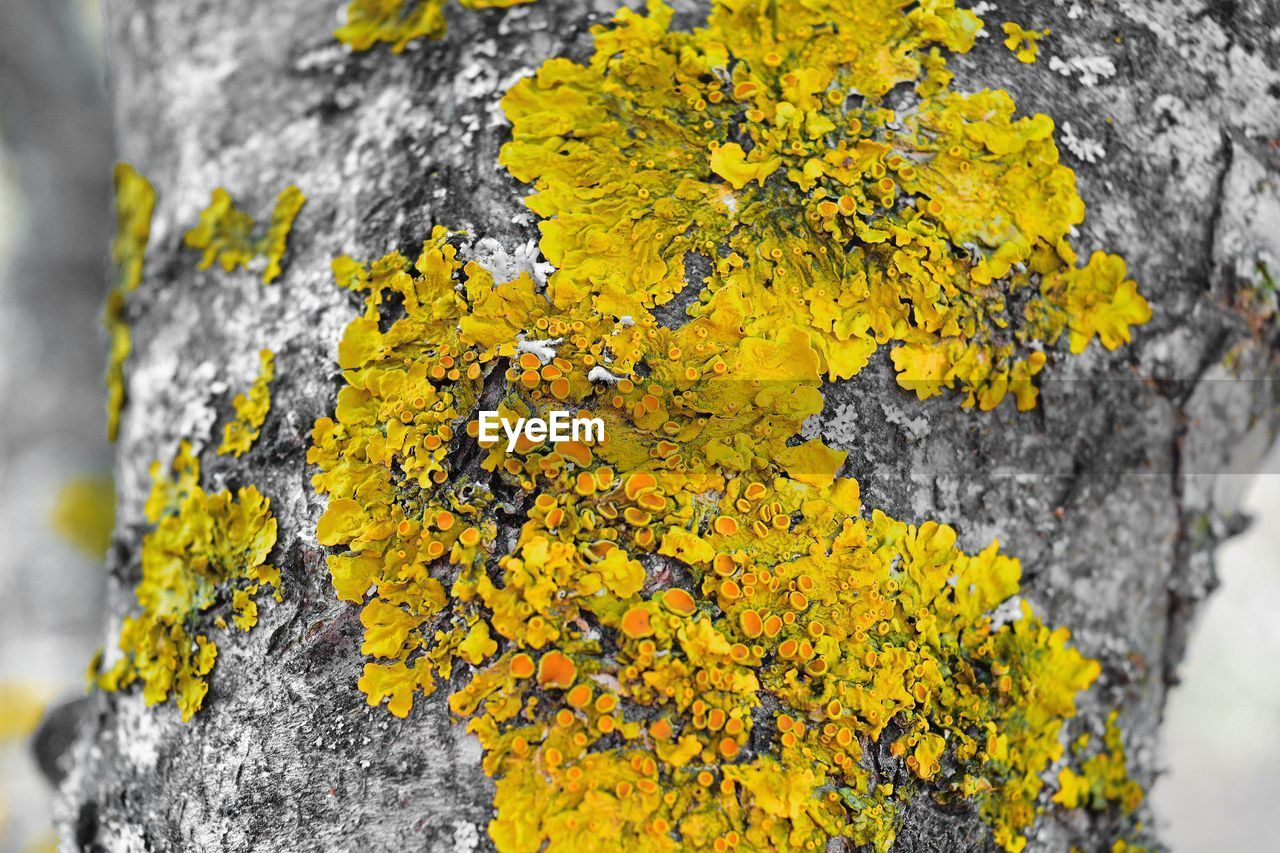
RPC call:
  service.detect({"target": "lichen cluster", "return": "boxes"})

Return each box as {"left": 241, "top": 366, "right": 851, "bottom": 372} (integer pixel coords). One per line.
{"left": 499, "top": 0, "right": 1149, "bottom": 411}
{"left": 219, "top": 348, "right": 276, "bottom": 457}
{"left": 1054, "top": 711, "right": 1145, "bottom": 816}
{"left": 106, "top": 163, "right": 155, "bottom": 441}
{"left": 89, "top": 0, "right": 1152, "bottom": 847}
{"left": 92, "top": 442, "right": 280, "bottom": 721}
{"left": 335, "top": 0, "right": 534, "bottom": 52}
{"left": 183, "top": 185, "right": 305, "bottom": 284}
{"left": 310, "top": 225, "right": 1108, "bottom": 850}
{"left": 1002, "top": 22, "right": 1049, "bottom": 65}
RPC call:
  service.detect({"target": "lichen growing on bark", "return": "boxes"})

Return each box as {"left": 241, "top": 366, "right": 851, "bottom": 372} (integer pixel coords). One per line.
{"left": 1002, "top": 22, "right": 1049, "bottom": 64}
{"left": 218, "top": 348, "right": 276, "bottom": 457}
{"left": 91, "top": 442, "right": 280, "bottom": 721}
{"left": 1054, "top": 710, "right": 1145, "bottom": 816}
{"left": 309, "top": 225, "right": 1126, "bottom": 851}
{"left": 499, "top": 0, "right": 1150, "bottom": 411}
{"left": 105, "top": 162, "right": 155, "bottom": 441}
{"left": 183, "top": 184, "right": 305, "bottom": 284}
{"left": 335, "top": 0, "right": 536, "bottom": 52}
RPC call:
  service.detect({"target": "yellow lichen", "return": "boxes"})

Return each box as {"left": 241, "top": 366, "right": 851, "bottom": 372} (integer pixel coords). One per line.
{"left": 111, "top": 163, "right": 153, "bottom": 295}
{"left": 1053, "top": 710, "right": 1144, "bottom": 815}
{"left": 1107, "top": 840, "right": 1154, "bottom": 853}
{"left": 310, "top": 227, "right": 1112, "bottom": 851}
{"left": 1002, "top": 22, "right": 1049, "bottom": 64}
{"left": 218, "top": 348, "right": 276, "bottom": 457}
{"left": 51, "top": 475, "right": 116, "bottom": 560}
{"left": 92, "top": 442, "right": 281, "bottom": 721}
{"left": 335, "top": 0, "right": 535, "bottom": 52}
{"left": 106, "top": 163, "right": 155, "bottom": 441}
{"left": 183, "top": 185, "right": 305, "bottom": 284}
{"left": 499, "top": 0, "right": 1149, "bottom": 412}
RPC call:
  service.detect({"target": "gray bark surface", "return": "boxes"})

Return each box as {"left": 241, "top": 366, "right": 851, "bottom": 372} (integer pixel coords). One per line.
{"left": 56, "top": 0, "right": 1280, "bottom": 851}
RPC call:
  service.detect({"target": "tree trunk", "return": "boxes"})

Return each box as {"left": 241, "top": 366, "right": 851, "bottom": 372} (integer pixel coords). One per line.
{"left": 56, "top": 0, "right": 1280, "bottom": 851}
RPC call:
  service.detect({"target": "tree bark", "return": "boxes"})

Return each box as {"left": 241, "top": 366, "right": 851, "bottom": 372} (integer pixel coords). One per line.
{"left": 56, "top": 0, "right": 1280, "bottom": 851}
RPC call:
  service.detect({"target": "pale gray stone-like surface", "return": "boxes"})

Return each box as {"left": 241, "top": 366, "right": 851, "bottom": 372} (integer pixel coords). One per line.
{"left": 50, "top": 0, "right": 1280, "bottom": 851}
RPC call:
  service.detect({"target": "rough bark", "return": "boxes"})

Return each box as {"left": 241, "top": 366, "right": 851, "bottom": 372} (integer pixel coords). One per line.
{"left": 55, "top": 1, "right": 1280, "bottom": 851}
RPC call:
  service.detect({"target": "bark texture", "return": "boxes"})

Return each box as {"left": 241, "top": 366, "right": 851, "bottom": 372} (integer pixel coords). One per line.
{"left": 56, "top": 0, "right": 1280, "bottom": 851}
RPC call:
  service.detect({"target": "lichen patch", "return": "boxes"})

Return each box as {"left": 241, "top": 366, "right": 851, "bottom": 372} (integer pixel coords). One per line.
{"left": 183, "top": 185, "right": 305, "bottom": 284}
{"left": 92, "top": 443, "right": 281, "bottom": 722}
{"left": 310, "top": 225, "right": 1123, "bottom": 851}
{"left": 106, "top": 163, "right": 156, "bottom": 442}
{"left": 218, "top": 348, "right": 276, "bottom": 457}
{"left": 498, "top": 0, "right": 1150, "bottom": 412}
{"left": 335, "top": 0, "right": 537, "bottom": 52}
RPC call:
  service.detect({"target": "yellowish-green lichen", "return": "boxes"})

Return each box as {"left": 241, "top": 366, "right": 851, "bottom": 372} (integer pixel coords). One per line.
{"left": 111, "top": 163, "right": 154, "bottom": 295}
{"left": 1239, "top": 257, "right": 1277, "bottom": 322}
{"left": 305, "top": 0, "right": 1150, "bottom": 847}
{"left": 1002, "top": 22, "right": 1049, "bottom": 64}
{"left": 106, "top": 163, "right": 156, "bottom": 442}
{"left": 1054, "top": 710, "right": 1145, "bottom": 815}
{"left": 309, "top": 226, "right": 1120, "bottom": 851}
{"left": 218, "top": 348, "right": 276, "bottom": 457}
{"left": 51, "top": 475, "right": 116, "bottom": 561}
{"left": 183, "top": 185, "right": 305, "bottom": 284}
{"left": 92, "top": 442, "right": 280, "bottom": 721}
{"left": 335, "top": 0, "right": 536, "bottom": 52}
{"left": 1104, "top": 841, "right": 1154, "bottom": 853}
{"left": 499, "top": 0, "right": 1149, "bottom": 412}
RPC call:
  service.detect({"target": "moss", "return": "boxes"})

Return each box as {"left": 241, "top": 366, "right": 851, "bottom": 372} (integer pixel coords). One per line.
{"left": 1256, "top": 259, "right": 1277, "bottom": 297}
{"left": 106, "top": 163, "right": 156, "bottom": 442}
{"left": 335, "top": 0, "right": 535, "bottom": 52}
{"left": 183, "top": 185, "right": 305, "bottom": 284}
{"left": 92, "top": 442, "right": 280, "bottom": 721}
{"left": 310, "top": 225, "right": 1121, "bottom": 851}
{"left": 218, "top": 348, "right": 276, "bottom": 457}
{"left": 1244, "top": 257, "right": 1277, "bottom": 320}
{"left": 499, "top": 0, "right": 1149, "bottom": 412}
{"left": 51, "top": 475, "right": 115, "bottom": 560}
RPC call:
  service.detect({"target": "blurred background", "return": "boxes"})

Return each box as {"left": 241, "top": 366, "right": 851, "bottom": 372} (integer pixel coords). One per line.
{"left": 0, "top": 1, "right": 1275, "bottom": 851}
{"left": 0, "top": 1, "right": 113, "bottom": 850}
